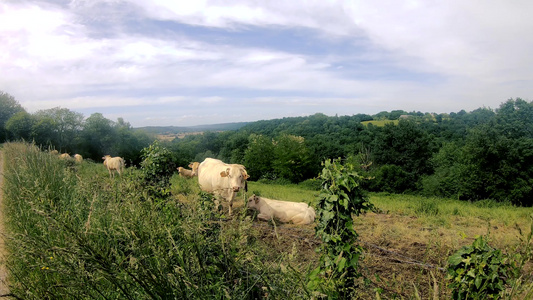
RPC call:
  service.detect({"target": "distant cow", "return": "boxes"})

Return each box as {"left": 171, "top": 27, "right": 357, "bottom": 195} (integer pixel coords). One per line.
{"left": 197, "top": 158, "right": 249, "bottom": 215}
{"left": 177, "top": 162, "right": 200, "bottom": 178}
{"left": 102, "top": 155, "right": 125, "bottom": 178}
{"left": 177, "top": 166, "right": 195, "bottom": 178}
{"left": 59, "top": 153, "right": 71, "bottom": 159}
{"left": 247, "top": 194, "right": 316, "bottom": 225}
{"left": 74, "top": 154, "right": 83, "bottom": 163}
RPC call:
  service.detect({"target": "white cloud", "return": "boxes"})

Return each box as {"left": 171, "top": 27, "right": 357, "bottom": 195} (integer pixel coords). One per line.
{"left": 1, "top": 0, "right": 532, "bottom": 126}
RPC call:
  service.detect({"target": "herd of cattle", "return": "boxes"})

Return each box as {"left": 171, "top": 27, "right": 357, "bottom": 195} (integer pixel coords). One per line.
{"left": 51, "top": 151, "right": 315, "bottom": 225}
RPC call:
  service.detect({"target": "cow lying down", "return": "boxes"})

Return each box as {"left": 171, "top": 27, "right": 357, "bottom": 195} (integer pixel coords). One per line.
{"left": 247, "top": 194, "right": 316, "bottom": 225}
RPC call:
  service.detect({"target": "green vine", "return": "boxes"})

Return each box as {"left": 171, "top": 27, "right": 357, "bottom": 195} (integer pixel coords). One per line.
{"left": 308, "top": 158, "right": 374, "bottom": 299}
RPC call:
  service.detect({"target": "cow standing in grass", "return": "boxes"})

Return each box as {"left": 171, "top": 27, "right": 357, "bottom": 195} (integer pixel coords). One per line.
{"left": 102, "top": 155, "right": 125, "bottom": 178}
{"left": 197, "top": 158, "right": 249, "bottom": 215}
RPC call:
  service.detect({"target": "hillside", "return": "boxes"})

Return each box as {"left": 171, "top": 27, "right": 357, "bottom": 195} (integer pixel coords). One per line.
{"left": 135, "top": 122, "right": 249, "bottom": 135}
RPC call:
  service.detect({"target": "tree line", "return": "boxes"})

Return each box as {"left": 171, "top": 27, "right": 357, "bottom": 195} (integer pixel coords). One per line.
{"left": 1, "top": 90, "right": 532, "bottom": 206}
{"left": 0, "top": 91, "right": 152, "bottom": 164}
{"left": 167, "top": 99, "right": 533, "bottom": 206}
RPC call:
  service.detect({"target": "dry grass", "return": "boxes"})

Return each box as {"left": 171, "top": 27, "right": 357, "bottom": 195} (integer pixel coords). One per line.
{"left": 244, "top": 184, "right": 533, "bottom": 298}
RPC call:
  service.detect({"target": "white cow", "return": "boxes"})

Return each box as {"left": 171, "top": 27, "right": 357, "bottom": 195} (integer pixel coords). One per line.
{"left": 247, "top": 194, "right": 316, "bottom": 225}
{"left": 197, "top": 158, "right": 249, "bottom": 215}
{"left": 177, "top": 166, "right": 195, "bottom": 178}
{"left": 74, "top": 154, "right": 83, "bottom": 163}
{"left": 59, "top": 153, "right": 71, "bottom": 160}
{"left": 102, "top": 155, "right": 125, "bottom": 178}
{"left": 177, "top": 162, "right": 200, "bottom": 178}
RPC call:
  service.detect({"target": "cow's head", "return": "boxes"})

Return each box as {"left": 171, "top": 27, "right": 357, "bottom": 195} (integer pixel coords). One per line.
{"left": 188, "top": 162, "right": 200, "bottom": 175}
{"left": 247, "top": 194, "right": 261, "bottom": 208}
{"left": 220, "top": 166, "right": 249, "bottom": 192}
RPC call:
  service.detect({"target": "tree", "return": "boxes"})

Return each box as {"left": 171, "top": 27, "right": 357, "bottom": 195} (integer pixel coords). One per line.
{"left": 79, "top": 113, "right": 116, "bottom": 160}
{"left": 113, "top": 118, "right": 152, "bottom": 164}
{"left": 32, "top": 117, "right": 58, "bottom": 148}
{"left": 272, "top": 134, "right": 313, "bottom": 183}
{"left": 371, "top": 120, "right": 434, "bottom": 192}
{"left": 5, "top": 111, "right": 34, "bottom": 141}
{"left": 0, "top": 91, "right": 25, "bottom": 142}
{"left": 34, "top": 107, "right": 83, "bottom": 153}
{"left": 243, "top": 134, "right": 275, "bottom": 180}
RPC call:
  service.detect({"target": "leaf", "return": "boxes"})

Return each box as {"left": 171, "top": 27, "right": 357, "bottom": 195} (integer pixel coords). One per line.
{"left": 448, "top": 251, "right": 465, "bottom": 266}
{"left": 474, "top": 276, "right": 482, "bottom": 289}
{"left": 337, "top": 257, "right": 346, "bottom": 272}
{"left": 466, "top": 269, "right": 476, "bottom": 278}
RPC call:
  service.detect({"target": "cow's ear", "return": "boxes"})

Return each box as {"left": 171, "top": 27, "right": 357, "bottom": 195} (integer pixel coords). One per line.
{"left": 242, "top": 170, "right": 250, "bottom": 180}
{"left": 254, "top": 196, "right": 260, "bottom": 204}
{"left": 220, "top": 168, "right": 230, "bottom": 177}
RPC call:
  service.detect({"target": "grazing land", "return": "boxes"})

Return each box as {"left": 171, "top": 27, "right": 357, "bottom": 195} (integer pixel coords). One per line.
{"left": 1, "top": 143, "right": 532, "bottom": 299}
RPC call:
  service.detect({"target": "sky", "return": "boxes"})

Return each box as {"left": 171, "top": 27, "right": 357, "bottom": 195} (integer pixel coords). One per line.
{"left": 1, "top": 0, "right": 532, "bottom": 127}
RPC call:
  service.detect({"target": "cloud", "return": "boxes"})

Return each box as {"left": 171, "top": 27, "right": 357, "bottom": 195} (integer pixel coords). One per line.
{"left": 0, "top": 0, "right": 531, "bottom": 127}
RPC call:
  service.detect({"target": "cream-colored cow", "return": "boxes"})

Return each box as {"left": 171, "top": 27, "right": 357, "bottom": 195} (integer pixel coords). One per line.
{"left": 197, "top": 158, "right": 249, "bottom": 215}
{"left": 247, "top": 194, "right": 316, "bottom": 225}
{"left": 102, "top": 155, "right": 125, "bottom": 178}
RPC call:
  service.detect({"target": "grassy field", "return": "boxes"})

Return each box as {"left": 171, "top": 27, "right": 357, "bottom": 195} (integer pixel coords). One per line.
{"left": 1, "top": 142, "right": 532, "bottom": 299}
{"left": 238, "top": 182, "right": 533, "bottom": 299}
{"left": 361, "top": 120, "right": 399, "bottom": 127}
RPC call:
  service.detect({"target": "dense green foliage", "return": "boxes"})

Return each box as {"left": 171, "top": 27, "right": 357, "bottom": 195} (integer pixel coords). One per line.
{"left": 166, "top": 99, "right": 533, "bottom": 206}
{"left": 309, "top": 159, "right": 374, "bottom": 298}
{"left": 0, "top": 91, "right": 25, "bottom": 142}
{"left": 446, "top": 236, "right": 517, "bottom": 299}
{"left": 140, "top": 140, "right": 175, "bottom": 199}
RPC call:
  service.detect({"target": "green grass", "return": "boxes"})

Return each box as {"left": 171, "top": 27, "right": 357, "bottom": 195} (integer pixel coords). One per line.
{"left": 2, "top": 142, "right": 309, "bottom": 299}
{"left": 247, "top": 181, "right": 320, "bottom": 206}
{"left": 361, "top": 120, "right": 399, "bottom": 127}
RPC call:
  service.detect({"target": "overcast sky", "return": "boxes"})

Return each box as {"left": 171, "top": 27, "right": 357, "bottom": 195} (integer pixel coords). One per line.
{"left": 1, "top": 1, "right": 532, "bottom": 127}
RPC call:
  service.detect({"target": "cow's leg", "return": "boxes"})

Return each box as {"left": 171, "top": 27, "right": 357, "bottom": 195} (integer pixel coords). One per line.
{"left": 257, "top": 213, "right": 271, "bottom": 222}
{"left": 213, "top": 198, "right": 221, "bottom": 211}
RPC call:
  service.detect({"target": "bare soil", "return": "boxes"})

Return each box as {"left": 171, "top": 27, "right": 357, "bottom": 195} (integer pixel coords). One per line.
{"left": 0, "top": 150, "right": 8, "bottom": 295}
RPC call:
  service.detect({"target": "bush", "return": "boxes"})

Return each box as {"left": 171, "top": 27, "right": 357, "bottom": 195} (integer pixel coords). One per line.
{"left": 447, "top": 235, "right": 518, "bottom": 299}
{"left": 140, "top": 140, "right": 175, "bottom": 199}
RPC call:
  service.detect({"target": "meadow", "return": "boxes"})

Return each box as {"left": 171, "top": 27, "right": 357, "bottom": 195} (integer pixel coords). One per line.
{"left": 1, "top": 142, "right": 532, "bottom": 299}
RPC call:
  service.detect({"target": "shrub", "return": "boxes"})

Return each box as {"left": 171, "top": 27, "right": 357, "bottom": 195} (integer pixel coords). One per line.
{"left": 308, "top": 158, "right": 374, "bottom": 299}
{"left": 447, "top": 235, "right": 518, "bottom": 299}
{"left": 140, "top": 140, "right": 175, "bottom": 199}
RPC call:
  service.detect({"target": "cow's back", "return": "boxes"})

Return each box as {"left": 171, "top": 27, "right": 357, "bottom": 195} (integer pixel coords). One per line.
{"left": 197, "top": 158, "right": 227, "bottom": 192}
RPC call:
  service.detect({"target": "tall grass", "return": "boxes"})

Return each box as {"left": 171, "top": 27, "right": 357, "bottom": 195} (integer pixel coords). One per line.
{"left": 2, "top": 143, "right": 308, "bottom": 299}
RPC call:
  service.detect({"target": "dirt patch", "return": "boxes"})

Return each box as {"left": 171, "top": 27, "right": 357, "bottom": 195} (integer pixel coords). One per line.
{"left": 0, "top": 150, "right": 9, "bottom": 295}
